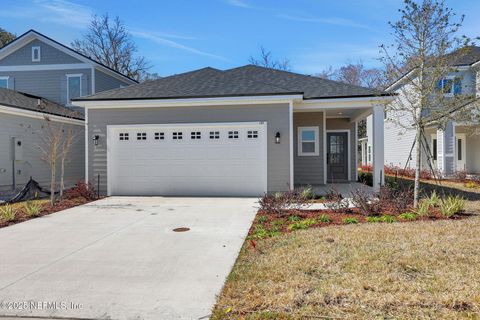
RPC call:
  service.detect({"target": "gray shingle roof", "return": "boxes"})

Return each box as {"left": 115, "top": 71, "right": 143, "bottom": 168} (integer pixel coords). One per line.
{"left": 75, "top": 65, "right": 388, "bottom": 101}
{"left": 0, "top": 88, "right": 84, "bottom": 120}
{"left": 445, "top": 46, "right": 480, "bottom": 66}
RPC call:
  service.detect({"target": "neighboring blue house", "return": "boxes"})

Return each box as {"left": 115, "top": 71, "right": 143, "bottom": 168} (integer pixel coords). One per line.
{"left": 0, "top": 30, "right": 137, "bottom": 192}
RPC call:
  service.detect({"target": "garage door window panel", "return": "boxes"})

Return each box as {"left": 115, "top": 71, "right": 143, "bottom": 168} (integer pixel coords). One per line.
{"left": 155, "top": 132, "right": 165, "bottom": 140}
{"left": 191, "top": 131, "right": 202, "bottom": 140}
{"left": 119, "top": 133, "right": 129, "bottom": 141}
{"left": 209, "top": 131, "right": 220, "bottom": 139}
{"left": 173, "top": 132, "right": 183, "bottom": 140}
{"left": 137, "top": 132, "right": 147, "bottom": 140}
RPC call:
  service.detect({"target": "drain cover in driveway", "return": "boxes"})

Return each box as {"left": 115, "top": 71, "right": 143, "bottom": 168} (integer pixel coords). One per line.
{"left": 173, "top": 227, "right": 190, "bottom": 232}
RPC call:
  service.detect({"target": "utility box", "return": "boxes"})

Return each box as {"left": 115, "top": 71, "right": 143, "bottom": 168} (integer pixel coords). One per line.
{"left": 12, "top": 137, "right": 23, "bottom": 161}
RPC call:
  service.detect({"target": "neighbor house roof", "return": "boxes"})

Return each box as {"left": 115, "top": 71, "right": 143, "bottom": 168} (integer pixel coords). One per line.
{"left": 0, "top": 88, "right": 84, "bottom": 120}
{"left": 0, "top": 29, "right": 138, "bottom": 84}
{"left": 74, "top": 65, "right": 389, "bottom": 101}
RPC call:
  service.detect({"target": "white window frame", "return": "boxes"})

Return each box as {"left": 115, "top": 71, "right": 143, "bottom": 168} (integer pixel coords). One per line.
{"left": 66, "top": 74, "right": 82, "bottom": 104}
{"left": 298, "top": 126, "right": 319, "bottom": 156}
{"left": 32, "top": 46, "right": 41, "bottom": 62}
{"left": 0, "top": 76, "right": 9, "bottom": 89}
{"left": 439, "top": 76, "right": 460, "bottom": 97}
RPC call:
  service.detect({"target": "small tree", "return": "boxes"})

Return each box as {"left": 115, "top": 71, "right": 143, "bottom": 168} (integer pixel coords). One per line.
{"left": 248, "top": 46, "right": 291, "bottom": 71}
{"left": 380, "top": 0, "right": 474, "bottom": 207}
{"left": 0, "top": 27, "right": 15, "bottom": 47}
{"left": 59, "top": 126, "right": 76, "bottom": 198}
{"left": 38, "top": 116, "right": 63, "bottom": 205}
{"left": 72, "top": 14, "right": 151, "bottom": 81}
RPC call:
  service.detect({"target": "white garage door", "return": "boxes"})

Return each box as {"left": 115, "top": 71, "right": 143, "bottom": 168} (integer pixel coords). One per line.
{"left": 107, "top": 122, "right": 267, "bottom": 196}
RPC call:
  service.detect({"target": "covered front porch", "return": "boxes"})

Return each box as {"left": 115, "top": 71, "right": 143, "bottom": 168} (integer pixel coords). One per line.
{"left": 291, "top": 97, "right": 388, "bottom": 191}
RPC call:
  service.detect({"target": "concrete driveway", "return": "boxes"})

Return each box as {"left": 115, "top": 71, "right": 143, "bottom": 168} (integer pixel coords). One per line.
{"left": 0, "top": 197, "right": 258, "bottom": 320}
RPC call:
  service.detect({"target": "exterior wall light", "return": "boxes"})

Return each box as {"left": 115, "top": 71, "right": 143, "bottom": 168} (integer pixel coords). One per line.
{"left": 92, "top": 135, "right": 100, "bottom": 146}
{"left": 275, "top": 132, "right": 281, "bottom": 144}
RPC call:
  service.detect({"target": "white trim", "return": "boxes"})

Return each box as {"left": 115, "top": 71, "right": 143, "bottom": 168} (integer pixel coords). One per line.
{"left": 66, "top": 73, "right": 82, "bottom": 105}
{"left": 31, "top": 46, "right": 41, "bottom": 62}
{"left": 0, "top": 31, "right": 136, "bottom": 84}
{"left": 456, "top": 133, "right": 466, "bottom": 171}
{"left": 297, "top": 126, "right": 320, "bottom": 156}
{"left": 78, "top": 95, "right": 303, "bottom": 109}
{"left": 289, "top": 101, "right": 294, "bottom": 189}
{"left": 106, "top": 121, "right": 268, "bottom": 196}
{"left": 323, "top": 112, "right": 327, "bottom": 184}
{"left": 85, "top": 108, "right": 89, "bottom": 184}
{"left": 0, "top": 63, "right": 91, "bottom": 72}
{"left": 326, "top": 129, "right": 351, "bottom": 182}
{"left": 0, "top": 76, "right": 9, "bottom": 89}
{"left": 354, "top": 121, "right": 358, "bottom": 181}
{"left": 0, "top": 104, "right": 84, "bottom": 125}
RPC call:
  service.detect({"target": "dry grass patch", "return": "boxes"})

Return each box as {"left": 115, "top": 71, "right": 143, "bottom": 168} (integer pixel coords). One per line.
{"left": 213, "top": 216, "right": 480, "bottom": 319}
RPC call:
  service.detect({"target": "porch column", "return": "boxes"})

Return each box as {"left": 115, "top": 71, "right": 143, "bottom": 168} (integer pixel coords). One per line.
{"left": 372, "top": 105, "right": 384, "bottom": 191}
{"left": 436, "top": 121, "right": 456, "bottom": 177}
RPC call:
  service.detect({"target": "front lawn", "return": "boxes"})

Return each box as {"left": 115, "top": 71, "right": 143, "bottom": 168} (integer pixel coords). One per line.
{"left": 212, "top": 181, "right": 480, "bottom": 319}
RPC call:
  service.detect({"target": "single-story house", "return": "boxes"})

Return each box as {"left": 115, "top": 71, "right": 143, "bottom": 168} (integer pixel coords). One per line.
{"left": 75, "top": 65, "right": 393, "bottom": 196}
{"left": 0, "top": 87, "right": 84, "bottom": 192}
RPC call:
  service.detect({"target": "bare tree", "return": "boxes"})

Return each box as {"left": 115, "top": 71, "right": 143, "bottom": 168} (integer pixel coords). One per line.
{"left": 38, "top": 117, "right": 63, "bottom": 205}
{"left": 249, "top": 46, "right": 291, "bottom": 71}
{"left": 72, "top": 14, "right": 151, "bottom": 81}
{"left": 317, "top": 61, "right": 385, "bottom": 89}
{"left": 380, "top": 0, "right": 475, "bottom": 207}
{"left": 0, "top": 27, "right": 15, "bottom": 48}
{"left": 59, "top": 127, "right": 76, "bottom": 198}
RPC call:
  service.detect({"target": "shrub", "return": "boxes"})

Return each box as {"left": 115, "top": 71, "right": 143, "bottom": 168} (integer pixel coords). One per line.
{"left": 325, "top": 189, "right": 350, "bottom": 213}
{"left": 64, "top": 180, "right": 97, "bottom": 200}
{"left": 318, "top": 214, "right": 331, "bottom": 223}
{"left": 299, "top": 185, "right": 315, "bottom": 200}
{"left": 424, "top": 190, "right": 441, "bottom": 207}
{"left": 24, "top": 201, "right": 43, "bottom": 217}
{"left": 358, "top": 171, "right": 373, "bottom": 186}
{"left": 258, "top": 188, "right": 311, "bottom": 215}
{"left": 399, "top": 212, "right": 417, "bottom": 220}
{"left": 380, "top": 215, "right": 397, "bottom": 223}
{"left": 343, "top": 217, "right": 359, "bottom": 224}
{"left": 257, "top": 215, "right": 267, "bottom": 223}
{"left": 350, "top": 187, "right": 380, "bottom": 216}
{"left": 0, "top": 205, "right": 16, "bottom": 222}
{"left": 288, "top": 215, "right": 300, "bottom": 222}
{"left": 377, "top": 185, "right": 414, "bottom": 214}
{"left": 440, "top": 196, "right": 465, "bottom": 217}
{"left": 464, "top": 181, "right": 478, "bottom": 189}
{"left": 453, "top": 170, "right": 467, "bottom": 181}
{"left": 359, "top": 165, "right": 373, "bottom": 172}
{"left": 366, "top": 216, "right": 381, "bottom": 223}
{"left": 288, "top": 218, "right": 316, "bottom": 231}
{"left": 414, "top": 200, "right": 432, "bottom": 217}
{"left": 250, "top": 225, "right": 281, "bottom": 239}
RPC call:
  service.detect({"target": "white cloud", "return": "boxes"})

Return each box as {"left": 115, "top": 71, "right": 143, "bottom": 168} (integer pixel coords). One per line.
{"left": 277, "top": 13, "right": 375, "bottom": 31}
{"left": 222, "top": 0, "right": 252, "bottom": 9}
{"left": 131, "top": 30, "right": 228, "bottom": 61}
{"left": 34, "top": 0, "right": 93, "bottom": 28}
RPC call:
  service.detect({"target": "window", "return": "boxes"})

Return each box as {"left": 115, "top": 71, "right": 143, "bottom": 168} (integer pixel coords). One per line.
{"left": 228, "top": 131, "right": 239, "bottom": 139}
{"left": 368, "top": 145, "right": 372, "bottom": 162}
{"left": 247, "top": 130, "right": 258, "bottom": 139}
{"left": 0, "top": 76, "right": 8, "bottom": 89}
{"left": 458, "top": 138, "right": 462, "bottom": 161}
{"left": 67, "top": 74, "right": 82, "bottom": 103}
{"left": 209, "top": 131, "right": 220, "bottom": 139}
{"left": 32, "top": 46, "right": 41, "bottom": 62}
{"left": 119, "top": 133, "right": 129, "bottom": 141}
{"left": 298, "top": 127, "right": 319, "bottom": 156}
{"left": 191, "top": 131, "right": 201, "bottom": 139}
{"left": 432, "top": 139, "right": 437, "bottom": 161}
{"left": 437, "top": 77, "right": 461, "bottom": 96}
{"left": 173, "top": 132, "right": 183, "bottom": 140}
{"left": 154, "top": 132, "right": 164, "bottom": 140}
{"left": 136, "top": 132, "right": 147, "bottom": 140}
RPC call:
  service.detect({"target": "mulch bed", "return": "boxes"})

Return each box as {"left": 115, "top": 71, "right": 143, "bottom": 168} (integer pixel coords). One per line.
{"left": 249, "top": 208, "right": 470, "bottom": 237}
{"left": 0, "top": 196, "right": 98, "bottom": 229}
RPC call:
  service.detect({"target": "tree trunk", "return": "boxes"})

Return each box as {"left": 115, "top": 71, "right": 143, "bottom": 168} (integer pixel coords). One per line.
{"left": 60, "top": 157, "right": 65, "bottom": 198}
{"left": 413, "top": 125, "right": 422, "bottom": 208}
{"left": 50, "top": 159, "right": 56, "bottom": 205}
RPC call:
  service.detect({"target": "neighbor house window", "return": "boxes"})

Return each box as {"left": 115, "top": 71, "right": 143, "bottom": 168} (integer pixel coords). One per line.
{"left": 0, "top": 76, "right": 8, "bottom": 89}
{"left": 458, "top": 138, "right": 462, "bottom": 161}
{"left": 437, "top": 77, "right": 461, "bottom": 96}
{"left": 368, "top": 145, "right": 372, "bottom": 162}
{"left": 298, "top": 127, "right": 319, "bottom": 156}
{"left": 67, "top": 74, "right": 82, "bottom": 104}
{"left": 432, "top": 139, "right": 437, "bottom": 161}
{"left": 32, "top": 46, "right": 41, "bottom": 62}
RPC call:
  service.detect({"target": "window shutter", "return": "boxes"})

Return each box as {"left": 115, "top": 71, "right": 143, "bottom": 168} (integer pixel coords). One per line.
{"left": 60, "top": 75, "right": 67, "bottom": 105}
{"left": 8, "top": 77, "right": 14, "bottom": 89}
{"left": 454, "top": 79, "right": 462, "bottom": 95}
{"left": 81, "top": 74, "right": 88, "bottom": 96}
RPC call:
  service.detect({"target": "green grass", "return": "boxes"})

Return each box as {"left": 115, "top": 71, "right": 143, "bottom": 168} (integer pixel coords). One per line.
{"left": 287, "top": 218, "right": 316, "bottom": 231}
{"left": 343, "top": 217, "right": 359, "bottom": 224}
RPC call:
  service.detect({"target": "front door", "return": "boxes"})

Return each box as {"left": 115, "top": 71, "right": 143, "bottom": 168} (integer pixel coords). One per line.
{"left": 327, "top": 132, "right": 348, "bottom": 182}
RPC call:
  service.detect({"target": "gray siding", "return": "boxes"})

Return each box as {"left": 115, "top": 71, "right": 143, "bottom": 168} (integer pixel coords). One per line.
{"left": 88, "top": 104, "right": 291, "bottom": 195}
{"left": 0, "top": 39, "right": 82, "bottom": 66}
{"left": 325, "top": 118, "right": 357, "bottom": 182}
{"left": 294, "top": 112, "right": 325, "bottom": 185}
{"left": 95, "top": 69, "right": 131, "bottom": 92}
{"left": 0, "top": 69, "right": 92, "bottom": 105}
{"left": 0, "top": 112, "right": 84, "bottom": 191}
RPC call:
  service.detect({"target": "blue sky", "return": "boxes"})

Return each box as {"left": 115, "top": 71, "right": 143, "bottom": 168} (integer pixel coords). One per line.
{"left": 2, "top": 0, "right": 479, "bottom": 76}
